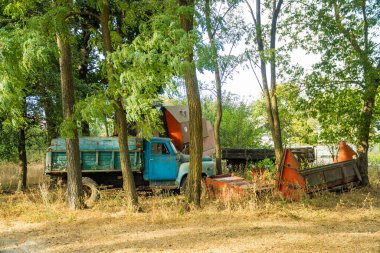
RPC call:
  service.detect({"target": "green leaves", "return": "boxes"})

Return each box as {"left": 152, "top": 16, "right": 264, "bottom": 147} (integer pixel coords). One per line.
{"left": 203, "top": 93, "right": 269, "bottom": 148}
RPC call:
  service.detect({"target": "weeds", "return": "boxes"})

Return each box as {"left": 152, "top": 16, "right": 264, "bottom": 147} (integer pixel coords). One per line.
{"left": 0, "top": 164, "right": 379, "bottom": 232}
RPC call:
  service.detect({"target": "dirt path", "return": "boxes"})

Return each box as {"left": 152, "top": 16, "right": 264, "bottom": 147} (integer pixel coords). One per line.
{"left": 1, "top": 206, "right": 379, "bottom": 253}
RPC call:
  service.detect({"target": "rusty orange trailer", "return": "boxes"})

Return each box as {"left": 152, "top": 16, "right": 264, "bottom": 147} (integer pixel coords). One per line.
{"left": 206, "top": 141, "right": 362, "bottom": 201}
{"left": 277, "top": 141, "right": 362, "bottom": 200}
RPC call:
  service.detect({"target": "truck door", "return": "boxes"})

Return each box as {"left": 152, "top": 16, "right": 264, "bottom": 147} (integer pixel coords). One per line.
{"left": 149, "top": 141, "right": 177, "bottom": 181}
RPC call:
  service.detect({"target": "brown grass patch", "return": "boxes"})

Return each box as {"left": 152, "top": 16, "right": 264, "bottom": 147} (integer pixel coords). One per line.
{"left": 0, "top": 168, "right": 379, "bottom": 252}
{"left": 0, "top": 163, "right": 46, "bottom": 191}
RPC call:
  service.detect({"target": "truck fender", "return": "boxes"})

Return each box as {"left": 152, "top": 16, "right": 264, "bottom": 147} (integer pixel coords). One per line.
{"left": 176, "top": 161, "right": 213, "bottom": 188}
{"left": 176, "top": 162, "right": 190, "bottom": 187}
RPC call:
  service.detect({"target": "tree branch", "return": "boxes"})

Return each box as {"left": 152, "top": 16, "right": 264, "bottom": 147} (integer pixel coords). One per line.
{"left": 333, "top": 3, "right": 365, "bottom": 58}
{"left": 220, "top": 39, "right": 237, "bottom": 81}
{"left": 212, "top": 3, "right": 237, "bottom": 37}
{"left": 361, "top": 0, "right": 369, "bottom": 53}
{"left": 245, "top": 0, "right": 257, "bottom": 26}
{"left": 246, "top": 54, "right": 263, "bottom": 91}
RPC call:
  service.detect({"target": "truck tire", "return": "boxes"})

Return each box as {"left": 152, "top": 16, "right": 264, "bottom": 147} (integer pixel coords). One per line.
{"left": 82, "top": 177, "right": 98, "bottom": 206}
{"left": 180, "top": 176, "right": 187, "bottom": 195}
{"left": 180, "top": 176, "right": 206, "bottom": 196}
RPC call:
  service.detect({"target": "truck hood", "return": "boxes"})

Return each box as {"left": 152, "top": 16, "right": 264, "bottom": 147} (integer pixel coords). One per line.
{"left": 179, "top": 153, "right": 212, "bottom": 162}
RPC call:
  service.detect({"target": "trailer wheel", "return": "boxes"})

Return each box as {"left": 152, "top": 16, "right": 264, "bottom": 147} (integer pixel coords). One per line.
{"left": 82, "top": 177, "right": 98, "bottom": 206}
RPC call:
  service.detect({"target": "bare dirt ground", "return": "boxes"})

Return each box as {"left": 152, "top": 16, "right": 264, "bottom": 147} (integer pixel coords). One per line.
{"left": 1, "top": 166, "right": 380, "bottom": 253}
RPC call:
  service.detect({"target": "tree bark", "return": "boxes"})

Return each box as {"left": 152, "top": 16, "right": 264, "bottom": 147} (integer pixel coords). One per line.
{"left": 179, "top": 0, "right": 203, "bottom": 207}
{"left": 246, "top": 0, "right": 283, "bottom": 164}
{"left": 269, "top": 0, "right": 284, "bottom": 164}
{"left": 205, "top": 0, "right": 223, "bottom": 174}
{"left": 356, "top": 67, "right": 379, "bottom": 185}
{"left": 57, "top": 35, "right": 84, "bottom": 210}
{"left": 17, "top": 126, "right": 27, "bottom": 192}
{"left": 78, "top": 22, "right": 91, "bottom": 137}
{"left": 81, "top": 121, "right": 90, "bottom": 136}
{"left": 100, "top": 0, "right": 138, "bottom": 207}
{"left": 43, "top": 97, "right": 60, "bottom": 143}
{"left": 333, "top": 3, "right": 379, "bottom": 186}
{"left": 113, "top": 99, "right": 138, "bottom": 206}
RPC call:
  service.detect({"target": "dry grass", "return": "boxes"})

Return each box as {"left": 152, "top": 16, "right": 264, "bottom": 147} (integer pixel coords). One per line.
{"left": 0, "top": 163, "right": 46, "bottom": 191}
{"left": 0, "top": 168, "right": 379, "bottom": 252}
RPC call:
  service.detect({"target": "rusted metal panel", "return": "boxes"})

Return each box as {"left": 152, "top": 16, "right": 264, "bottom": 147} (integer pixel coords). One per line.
{"left": 277, "top": 146, "right": 362, "bottom": 200}
{"left": 203, "top": 120, "right": 215, "bottom": 156}
{"left": 206, "top": 175, "right": 251, "bottom": 199}
{"left": 289, "top": 147, "right": 315, "bottom": 163}
{"left": 206, "top": 174, "right": 273, "bottom": 199}
{"left": 221, "top": 148, "right": 275, "bottom": 162}
{"left": 300, "top": 160, "right": 361, "bottom": 192}
{"left": 163, "top": 106, "right": 211, "bottom": 154}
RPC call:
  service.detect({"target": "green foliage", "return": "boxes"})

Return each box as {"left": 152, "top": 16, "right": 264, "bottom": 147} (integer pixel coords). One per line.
{"left": 59, "top": 118, "right": 78, "bottom": 139}
{"left": 0, "top": 126, "right": 18, "bottom": 162}
{"left": 276, "top": 84, "right": 319, "bottom": 145}
{"left": 25, "top": 125, "right": 48, "bottom": 162}
{"left": 203, "top": 93, "right": 270, "bottom": 148}
{"left": 253, "top": 158, "right": 276, "bottom": 176}
{"left": 283, "top": 0, "right": 380, "bottom": 148}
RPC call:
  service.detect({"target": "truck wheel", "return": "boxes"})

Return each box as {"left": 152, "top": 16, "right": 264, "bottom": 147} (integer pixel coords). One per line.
{"left": 180, "top": 176, "right": 187, "bottom": 195}
{"left": 180, "top": 176, "right": 206, "bottom": 196}
{"left": 82, "top": 177, "right": 99, "bottom": 206}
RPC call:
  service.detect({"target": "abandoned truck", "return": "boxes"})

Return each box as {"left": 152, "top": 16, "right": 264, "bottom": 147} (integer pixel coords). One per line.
{"left": 45, "top": 136, "right": 215, "bottom": 200}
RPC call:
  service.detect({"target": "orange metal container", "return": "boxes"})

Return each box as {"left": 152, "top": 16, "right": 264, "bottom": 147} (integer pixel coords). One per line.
{"left": 163, "top": 106, "right": 214, "bottom": 156}
{"left": 276, "top": 150, "right": 306, "bottom": 200}
{"left": 205, "top": 174, "right": 273, "bottom": 199}
{"left": 277, "top": 144, "right": 361, "bottom": 200}
{"left": 335, "top": 140, "right": 357, "bottom": 162}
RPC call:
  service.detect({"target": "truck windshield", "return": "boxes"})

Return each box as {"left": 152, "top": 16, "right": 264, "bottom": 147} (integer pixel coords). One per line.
{"left": 170, "top": 142, "right": 179, "bottom": 154}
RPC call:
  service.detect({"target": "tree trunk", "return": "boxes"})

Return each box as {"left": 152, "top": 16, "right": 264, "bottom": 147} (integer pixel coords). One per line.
{"left": 100, "top": 0, "right": 138, "bottom": 207}
{"left": 205, "top": 0, "right": 223, "bottom": 175}
{"left": 17, "top": 127, "right": 27, "bottom": 192}
{"left": 356, "top": 73, "right": 378, "bottom": 185}
{"left": 57, "top": 35, "right": 84, "bottom": 210}
{"left": 113, "top": 99, "right": 138, "bottom": 206}
{"left": 81, "top": 121, "right": 90, "bottom": 136}
{"left": 78, "top": 22, "right": 91, "bottom": 137}
{"left": 43, "top": 98, "right": 60, "bottom": 143}
{"left": 179, "top": 0, "right": 203, "bottom": 207}
{"left": 332, "top": 4, "right": 379, "bottom": 186}
{"left": 255, "top": 0, "right": 278, "bottom": 162}
{"left": 269, "top": 0, "right": 284, "bottom": 163}
{"left": 356, "top": 96, "right": 374, "bottom": 186}
{"left": 249, "top": 0, "right": 283, "bottom": 165}
{"left": 105, "top": 115, "right": 110, "bottom": 137}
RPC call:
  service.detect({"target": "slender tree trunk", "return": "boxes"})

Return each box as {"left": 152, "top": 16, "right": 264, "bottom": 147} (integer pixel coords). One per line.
{"left": 81, "top": 121, "right": 90, "bottom": 136}
{"left": 205, "top": 0, "right": 223, "bottom": 174}
{"left": 17, "top": 127, "right": 27, "bottom": 192}
{"left": 57, "top": 35, "right": 84, "bottom": 210}
{"left": 105, "top": 115, "right": 110, "bottom": 137}
{"left": 269, "top": 0, "right": 284, "bottom": 163}
{"left": 179, "top": 0, "right": 203, "bottom": 207}
{"left": 100, "top": 0, "right": 138, "bottom": 207}
{"left": 248, "top": 0, "right": 283, "bottom": 164}
{"left": 78, "top": 25, "right": 91, "bottom": 137}
{"left": 255, "top": 0, "right": 279, "bottom": 162}
{"left": 113, "top": 99, "right": 138, "bottom": 206}
{"left": 43, "top": 98, "right": 59, "bottom": 143}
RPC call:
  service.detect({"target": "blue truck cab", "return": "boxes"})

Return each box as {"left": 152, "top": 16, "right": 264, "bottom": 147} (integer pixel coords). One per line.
{"left": 45, "top": 136, "right": 215, "bottom": 193}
